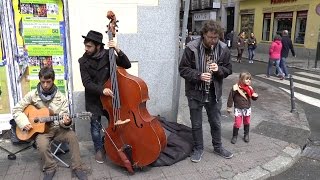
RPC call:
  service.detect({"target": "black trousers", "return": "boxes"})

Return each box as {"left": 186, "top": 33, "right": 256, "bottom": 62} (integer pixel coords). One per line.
{"left": 188, "top": 98, "right": 222, "bottom": 151}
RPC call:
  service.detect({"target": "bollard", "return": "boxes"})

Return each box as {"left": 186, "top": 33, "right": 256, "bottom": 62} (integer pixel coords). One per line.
{"left": 289, "top": 74, "right": 296, "bottom": 113}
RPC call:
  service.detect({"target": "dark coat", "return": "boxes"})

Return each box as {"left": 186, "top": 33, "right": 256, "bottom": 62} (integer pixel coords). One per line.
{"left": 281, "top": 36, "right": 295, "bottom": 58}
{"left": 78, "top": 49, "right": 131, "bottom": 115}
{"left": 179, "top": 38, "right": 232, "bottom": 102}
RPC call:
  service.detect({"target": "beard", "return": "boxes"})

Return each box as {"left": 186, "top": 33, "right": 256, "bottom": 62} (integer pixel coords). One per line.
{"left": 85, "top": 47, "right": 99, "bottom": 57}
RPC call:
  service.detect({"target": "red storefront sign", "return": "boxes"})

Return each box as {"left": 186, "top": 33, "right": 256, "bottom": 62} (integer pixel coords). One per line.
{"left": 271, "top": 0, "right": 297, "bottom": 4}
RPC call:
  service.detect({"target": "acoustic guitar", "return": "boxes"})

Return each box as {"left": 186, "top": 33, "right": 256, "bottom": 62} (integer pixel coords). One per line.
{"left": 16, "top": 105, "right": 92, "bottom": 141}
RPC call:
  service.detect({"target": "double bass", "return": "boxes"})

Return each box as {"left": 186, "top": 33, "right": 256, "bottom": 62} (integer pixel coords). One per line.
{"left": 100, "top": 11, "right": 167, "bottom": 173}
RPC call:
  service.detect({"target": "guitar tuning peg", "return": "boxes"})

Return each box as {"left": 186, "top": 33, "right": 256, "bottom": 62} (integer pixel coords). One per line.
{"left": 116, "top": 20, "right": 119, "bottom": 23}
{"left": 116, "top": 30, "right": 118, "bottom": 32}
{"left": 107, "top": 25, "right": 109, "bottom": 28}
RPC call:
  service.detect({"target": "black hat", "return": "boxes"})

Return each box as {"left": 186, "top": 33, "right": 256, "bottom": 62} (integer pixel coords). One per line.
{"left": 82, "top": 30, "right": 105, "bottom": 45}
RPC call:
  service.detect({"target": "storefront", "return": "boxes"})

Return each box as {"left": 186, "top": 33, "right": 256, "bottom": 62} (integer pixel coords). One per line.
{"left": 190, "top": 0, "right": 221, "bottom": 33}
{"left": 238, "top": 0, "right": 320, "bottom": 58}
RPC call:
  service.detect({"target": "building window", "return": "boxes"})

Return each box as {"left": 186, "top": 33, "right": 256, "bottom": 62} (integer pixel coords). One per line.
{"left": 273, "top": 12, "right": 293, "bottom": 39}
{"left": 295, "top": 11, "right": 307, "bottom": 44}
{"left": 240, "top": 14, "right": 254, "bottom": 36}
{"left": 262, "top": 13, "right": 271, "bottom": 41}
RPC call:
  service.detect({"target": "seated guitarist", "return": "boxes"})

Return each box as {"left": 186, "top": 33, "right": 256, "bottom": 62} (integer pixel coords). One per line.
{"left": 12, "top": 67, "right": 89, "bottom": 180}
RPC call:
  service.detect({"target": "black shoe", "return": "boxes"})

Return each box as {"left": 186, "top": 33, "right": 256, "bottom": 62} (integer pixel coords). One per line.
{"left": 43, "top": 169, "right": 56, "bottom": 180}
{"left": 73, "top": 169, "right": 88, "bottom": 180}
{"left": 231, "top": 136, "right": 237, "bottom": 144}
{"left": 190, "top": 149, "right": 204, "bottom": 163}
{"left": 214, "top": 147, "right": 233, "bottom": 159}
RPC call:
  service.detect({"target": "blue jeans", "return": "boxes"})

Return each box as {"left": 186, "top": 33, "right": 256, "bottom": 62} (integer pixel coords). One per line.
{"left": 90, "top": 114, "right": 104, "bottom": 152}
{"left": 267, "top": 59, "right": 283, "bottom": 77}
{"left": 280, "top": 57, "right": 289, "bottom": 76}
{"left": 188, "top": 98, "right": 222, "bottom": 150}
{"left": 248, "top": 48, "right": 255, "bottom": 60}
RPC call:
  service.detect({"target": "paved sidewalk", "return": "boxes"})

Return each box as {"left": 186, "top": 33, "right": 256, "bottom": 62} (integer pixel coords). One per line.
{"left": 230, "top": 49, "right": 320, "bottom": 72}
{"left": 0, "top": 73, "right": 310, "bottom": 180}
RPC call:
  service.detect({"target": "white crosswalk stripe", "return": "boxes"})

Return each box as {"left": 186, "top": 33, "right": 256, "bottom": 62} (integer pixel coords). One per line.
{"left": 256, "top": 74, "right": 320, "bottom": 95}
{"left": 295, "top": 72, "right": 320, "bottom": 79}
{"left": 280, "top": 88, "right": 320, "bottom": 107}
{"left": 257, "top": 72, "right": 320, "bottom": 108}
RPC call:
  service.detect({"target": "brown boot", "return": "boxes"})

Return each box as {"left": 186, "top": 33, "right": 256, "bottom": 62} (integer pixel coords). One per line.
{"left": 231, "top": 127, "right": 239, "bottom": 144}
{"left": 244, "top": 125, "right": 250, "bottom": 143}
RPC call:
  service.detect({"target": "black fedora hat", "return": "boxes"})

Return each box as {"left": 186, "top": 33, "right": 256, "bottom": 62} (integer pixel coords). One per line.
{"left": 82, "top": 30, "right": 105, "bottom": 45}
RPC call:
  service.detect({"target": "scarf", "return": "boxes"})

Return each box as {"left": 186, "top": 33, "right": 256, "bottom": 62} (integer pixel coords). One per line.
{"left": 198, "top": 40, "right": 220, "bottom": 91}
{"left": 239, "top": 84, "right": 255, "bottom": 98}
{"left": 37, "top": 83, "right": 57, "bottom": 102}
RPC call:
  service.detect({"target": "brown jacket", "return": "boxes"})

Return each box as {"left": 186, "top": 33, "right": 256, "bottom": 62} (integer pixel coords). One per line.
{"left": 227, "top": 84, "right": 258, "bottom": 111}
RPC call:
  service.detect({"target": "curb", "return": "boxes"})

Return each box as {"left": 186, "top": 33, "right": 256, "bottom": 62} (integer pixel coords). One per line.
{"left": 233, "top": 144, "right": 301, "bottom": 180}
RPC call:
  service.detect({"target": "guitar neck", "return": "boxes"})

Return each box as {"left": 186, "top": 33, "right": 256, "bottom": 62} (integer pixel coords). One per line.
{"left": 38, "top": 114, "right": 77, "bottom": 123}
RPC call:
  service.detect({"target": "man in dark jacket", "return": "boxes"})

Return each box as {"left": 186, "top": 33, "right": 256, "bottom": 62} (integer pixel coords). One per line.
{"left": 280, "top": 30, "right": 296, "bottom": 78}
{"left": 179, "top": 20, "right": 233, "bottom": 163}
{"left": 78, "top": 30, "right": 131, "bottom": 164}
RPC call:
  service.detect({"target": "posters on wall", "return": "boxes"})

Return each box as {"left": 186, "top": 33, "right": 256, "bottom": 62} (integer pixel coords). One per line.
{"left": 12, "top": 0, "right": 66, "bottom": 93}
{"left": 0, "top": 24, "right": 12, "bottom": 131}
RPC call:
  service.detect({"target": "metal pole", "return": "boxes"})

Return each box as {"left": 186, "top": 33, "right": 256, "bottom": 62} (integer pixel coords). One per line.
{"left": 289, "top": 74, "right": 296, "bottom": 113}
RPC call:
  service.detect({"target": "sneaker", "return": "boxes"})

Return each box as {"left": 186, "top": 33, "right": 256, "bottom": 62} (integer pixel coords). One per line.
{"left": 43, "top": 169, "right": 56, "bottom": 180}
{"left": 73, "top": 169, "right": 88, "bottom": 180}
{"left": 213, "top": 147, "right": 233, "bottom": 159}
{"left": 95, "top": 149, "right": 105, "bottom": 164}
{"left": 190, "top": 149, "right": 204, "bottom": 163}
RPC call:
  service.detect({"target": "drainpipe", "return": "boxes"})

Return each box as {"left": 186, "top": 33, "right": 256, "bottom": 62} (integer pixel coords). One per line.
{"left": 62, "top": 0, "right": 75, "bottom": 127}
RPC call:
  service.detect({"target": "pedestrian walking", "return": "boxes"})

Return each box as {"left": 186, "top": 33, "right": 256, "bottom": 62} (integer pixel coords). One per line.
{"left": 280, "top": 30, "right": 296, "bottom": 78}
{"left": 266, "top": 35, "right": 284, "bottom": 80}
{"left": 227, "top": 71, "right": 258, "bottom": 144}
{"left": 179, "top": 20, "right": 233, "bottom": 163}
{"left": 247, "top": 33, "right": 257, "bottom": 63}
{"left": 236, "top": 32, "right": 246, "bottom": 63}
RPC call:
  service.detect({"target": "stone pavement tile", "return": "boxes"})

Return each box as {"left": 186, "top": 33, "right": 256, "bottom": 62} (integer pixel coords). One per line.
{"left": 174, "top": 158, "right": 198, "bottom": 174}
{"left": 6, "top": 163, "right": 27, "bottom": 175}
{"left": 233, "top": 166, "right": 270, "bottom": 180}
{"left": 262, "top": 155, "right": 294, "bottom": 176}
{"left": 282, "top": 144, "right": 301, "bottom": 158}
{"left": 129, "top": 167, "right": 166, "bottom": 180}
{"left": 160, "top": 164, "right": 182, "bottom": 178}
{"left": 3, "top": 172, "right": 24, "bottom": 180}
{"left": 166, "top": 172, "right": 203, "bottom": 180}
{"left": 22, "top": 170, "right": 41, "bottom": 180}
{"left": 0, "top": 165, "right": 9, "bottom": 176}
{"left": 24, "top": 161, "right": 40, "bottom": 172}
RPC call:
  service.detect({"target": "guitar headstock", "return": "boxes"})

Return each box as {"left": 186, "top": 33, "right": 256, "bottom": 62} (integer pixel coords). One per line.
{"left": 106, "top": 11, "right": 118, "bottom": 40}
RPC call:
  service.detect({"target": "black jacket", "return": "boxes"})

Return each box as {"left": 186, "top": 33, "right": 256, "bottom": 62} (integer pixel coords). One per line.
{"left": 78, "top": 49, "right": 131, "bottom": 115}
{"left": 281, "top": 36, "right": 295, "bottom": 58}
{"left": 179, "top": 38, "right": 232, "bottom": 102}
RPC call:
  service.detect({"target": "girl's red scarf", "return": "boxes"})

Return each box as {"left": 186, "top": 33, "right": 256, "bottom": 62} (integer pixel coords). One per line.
{"left": 239, "top": 84, "right": 255, "bottom": 97}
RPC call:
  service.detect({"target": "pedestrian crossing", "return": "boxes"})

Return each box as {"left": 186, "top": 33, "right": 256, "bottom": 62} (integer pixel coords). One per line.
{"left": 256, "top": 71, "right": 320, "bottom": 108}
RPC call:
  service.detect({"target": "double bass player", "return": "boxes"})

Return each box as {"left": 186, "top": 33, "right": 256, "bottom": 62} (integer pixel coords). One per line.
{"left": 78, "top": 30, "right": 131, "bottom": 164}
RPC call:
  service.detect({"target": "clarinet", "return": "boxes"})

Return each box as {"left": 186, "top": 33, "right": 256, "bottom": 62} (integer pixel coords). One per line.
{"left": 203, "top": 45, "right": 216, "bottom": 103}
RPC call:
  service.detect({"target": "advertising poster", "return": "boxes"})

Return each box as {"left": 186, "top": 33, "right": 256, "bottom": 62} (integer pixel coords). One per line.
{"left": 12, "top": 0, "right": 66, "bottom": 94}
{"left": 0, "top": 25, "right": 11, "bottom": 132}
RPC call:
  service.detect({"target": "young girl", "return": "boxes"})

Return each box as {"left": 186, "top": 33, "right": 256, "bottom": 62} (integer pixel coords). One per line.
{"left": 227, "top": 72, "right": 258, "bottom": 144}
